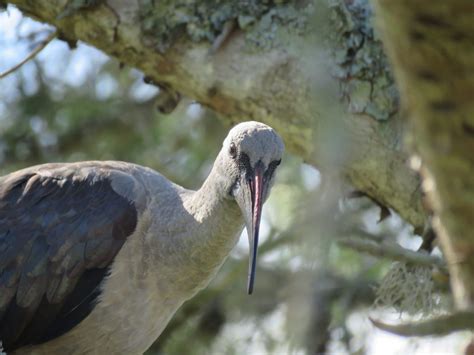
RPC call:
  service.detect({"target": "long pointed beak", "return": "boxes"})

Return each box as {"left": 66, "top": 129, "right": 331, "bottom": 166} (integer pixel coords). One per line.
{"left": 235, "top": 162, "right": 265, "bottom": 295}
{"left": 247, "top": 162, "right": 264, "bottom": 294}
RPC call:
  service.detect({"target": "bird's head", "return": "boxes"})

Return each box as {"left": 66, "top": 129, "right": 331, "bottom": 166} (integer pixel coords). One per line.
{"left": 216, "top": 121, "right": 284, "bottom": 294}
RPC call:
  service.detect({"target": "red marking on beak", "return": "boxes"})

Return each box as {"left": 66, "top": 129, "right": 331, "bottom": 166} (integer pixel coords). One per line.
{"left": 247, "top": 162, "right": 264, "bottom": 295}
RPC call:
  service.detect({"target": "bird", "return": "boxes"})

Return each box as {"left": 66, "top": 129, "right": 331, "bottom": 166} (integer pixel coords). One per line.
{"left": 0, "top": 121, "right": 284, "bottom": 354}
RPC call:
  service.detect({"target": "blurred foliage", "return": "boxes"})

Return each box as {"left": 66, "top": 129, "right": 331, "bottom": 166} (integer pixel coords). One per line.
{"left": 0, "top": 7, "right": 453, "bottom": 355}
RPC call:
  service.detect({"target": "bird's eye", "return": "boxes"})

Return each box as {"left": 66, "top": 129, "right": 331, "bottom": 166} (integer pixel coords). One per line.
{"left": 264, "top": 159, "right": 282, "bottom": 181}
{"left": 229, "top": 143, "right": 237, "bottom": 158}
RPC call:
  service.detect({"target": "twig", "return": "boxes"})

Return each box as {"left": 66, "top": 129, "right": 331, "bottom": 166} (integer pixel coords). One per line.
{"left": 370, "top": 311, "right": 474, "bottom": 336}
{"left": 338, "top": 236, "right": 447, "bottom": 271}
{"left": 208, "top": 20, "right": 236, "bottom": 55}
{"left": 0, "top": 30, "right": 57, "bottom": 79}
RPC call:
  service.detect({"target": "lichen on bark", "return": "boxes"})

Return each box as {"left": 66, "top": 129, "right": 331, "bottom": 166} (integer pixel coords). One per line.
{"left": 139, "top": 0, "right": 312, "bottom": 52}
{"left": 327, "top": 0, "right": 398, "bottom": 121}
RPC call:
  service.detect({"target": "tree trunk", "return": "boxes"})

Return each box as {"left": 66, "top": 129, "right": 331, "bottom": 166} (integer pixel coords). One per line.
{"left": 6, "top": 0, "right": 427, "bottom": 229}
{"left": 373, "top": 0, "right": 474, "bottom": 309}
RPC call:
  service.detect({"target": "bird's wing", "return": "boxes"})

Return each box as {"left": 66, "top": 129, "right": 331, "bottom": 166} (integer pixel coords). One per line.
{"left": 0, "top": 162, "right": 145, "bottom": 352}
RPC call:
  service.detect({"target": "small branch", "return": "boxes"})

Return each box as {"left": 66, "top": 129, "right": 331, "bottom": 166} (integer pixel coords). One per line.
{"left": 0, "top": 30, "right": 57, "bottom": 79}
{"left": 370, "top": 311, "right": 474, "bottom": 336}
{"left": 338, "top": 236, "right": 447, "bottom": 271}
{"left": 208, "top": 19, "right": 236, "bottom": 55}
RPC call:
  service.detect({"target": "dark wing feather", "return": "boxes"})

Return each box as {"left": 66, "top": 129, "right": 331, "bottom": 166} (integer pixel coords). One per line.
{"left": 0, "top": 164, "right": 140, "bottom": 352}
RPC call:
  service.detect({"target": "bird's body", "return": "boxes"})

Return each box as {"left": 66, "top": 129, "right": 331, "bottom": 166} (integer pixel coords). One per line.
{"left": 5, "top": 161, "right": 243, "bottom": 354}
{"left": 0, "top": 122, "right": 284, "bottom": 354}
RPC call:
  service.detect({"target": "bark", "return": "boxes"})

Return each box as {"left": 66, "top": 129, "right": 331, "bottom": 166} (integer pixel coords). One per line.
{"left": 6, "top": 0, "right": 426, "bottom": 228}
{"left": 372, "top": 0, "right": 474, "bottom": 309}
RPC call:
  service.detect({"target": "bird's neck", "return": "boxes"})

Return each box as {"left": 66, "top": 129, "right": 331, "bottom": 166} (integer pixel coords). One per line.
{"left": 181, "top": 162, "right": 244, "bottom": 270}
{"left": 189, "top": 163, "right": 240, "bottom": 227}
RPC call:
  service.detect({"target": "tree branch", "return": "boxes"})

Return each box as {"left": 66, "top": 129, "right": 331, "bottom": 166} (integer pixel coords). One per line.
{"left": 0, "top": 30, "right": 57, "bottom": 79}
{"left": 338, "top": 235, "right": 447, "bottom": 271}
{"left": 371, "top": 311, "right": 474, "bottom": 336}
{"left": 6, "top": 0, "right": 427, "bottom": 228}
{"left": 373, "top": 0, "right": 474, "bottom": 309}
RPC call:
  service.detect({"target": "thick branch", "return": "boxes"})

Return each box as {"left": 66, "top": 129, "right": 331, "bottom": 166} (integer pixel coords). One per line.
{"left": 373, "top": 0, "right": 474, "bottom": 309}
{"left": 7, "top": 0, "right": 426, "bottom": 228}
